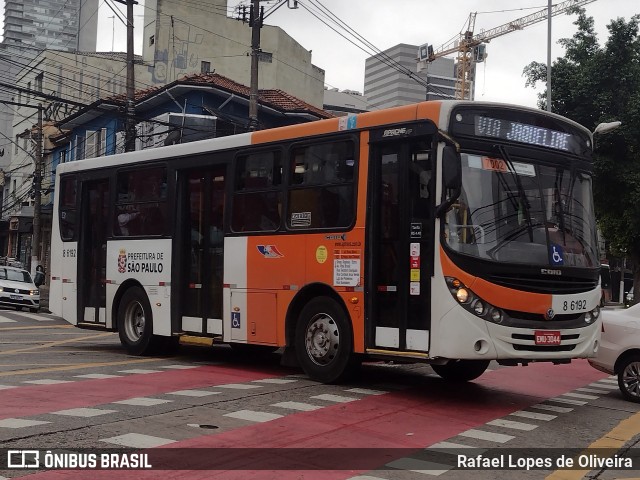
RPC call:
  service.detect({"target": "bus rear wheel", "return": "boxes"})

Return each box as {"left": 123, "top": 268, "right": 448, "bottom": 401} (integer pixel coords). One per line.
{"left": 295, "top": 296, "right": 355, "bottom": 384}
{"left": 431, "top": 360, "right": 490, "bottom": 382}
{"left": 118, "top": 286, "right": 156, "bottom": 356}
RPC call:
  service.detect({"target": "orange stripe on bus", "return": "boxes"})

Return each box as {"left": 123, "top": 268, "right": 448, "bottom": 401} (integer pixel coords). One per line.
{"left": 439, "top": 247, "right": 552, "bottom": 314}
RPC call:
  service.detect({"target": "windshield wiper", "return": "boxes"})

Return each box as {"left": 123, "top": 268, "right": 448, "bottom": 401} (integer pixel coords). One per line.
{"left": 496, "top": 145, "right": 534, "bottom": 242}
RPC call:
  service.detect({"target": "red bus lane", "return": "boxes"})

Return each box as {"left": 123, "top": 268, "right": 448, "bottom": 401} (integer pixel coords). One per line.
{"left": 17, "top": 360, "right": 608, "bottom": 479}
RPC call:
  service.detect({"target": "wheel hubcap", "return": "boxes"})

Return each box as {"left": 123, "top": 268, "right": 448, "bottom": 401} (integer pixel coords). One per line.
{"left": 124, "top": 301, "right": 145, "bottom": 342}
{"left": 622, "top": 361, "right": 640, "bottom": 399}
{"left": 305, "top": 313, "right": 339, "bottom": 366}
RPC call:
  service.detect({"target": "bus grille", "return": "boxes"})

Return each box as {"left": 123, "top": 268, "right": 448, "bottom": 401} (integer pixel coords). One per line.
{"left": 487, "top": 273, "right": 597, "bottom": 294}
{"left": 504, "top": 310, "right": 583, "bottom": 322}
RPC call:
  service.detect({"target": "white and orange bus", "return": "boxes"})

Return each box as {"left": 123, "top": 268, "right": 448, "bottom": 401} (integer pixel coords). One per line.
{"left": 49, "top": 100, "right": 602, "bottom": 383}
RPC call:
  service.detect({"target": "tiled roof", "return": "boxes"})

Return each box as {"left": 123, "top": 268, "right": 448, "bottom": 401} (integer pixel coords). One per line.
{"left": 109, "top": 72, "right": 333, "bottom": 119}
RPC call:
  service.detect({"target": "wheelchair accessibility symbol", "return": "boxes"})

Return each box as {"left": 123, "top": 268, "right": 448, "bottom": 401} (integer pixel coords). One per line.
{"left": 550, "top": 244, "right": 564, "bottom": 266}
{"left": 231, "top": 312, "right": 241, "bottom": 329}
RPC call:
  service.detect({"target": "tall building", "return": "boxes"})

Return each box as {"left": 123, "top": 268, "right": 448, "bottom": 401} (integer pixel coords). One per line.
{"left": 2, "top": 0, "right": 99, "bottom": 53}
{"left": 364, "top": 43, "right": 459, "bottom": 110}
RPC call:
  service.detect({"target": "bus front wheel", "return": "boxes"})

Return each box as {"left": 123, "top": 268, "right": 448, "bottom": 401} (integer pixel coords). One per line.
{"left": 431, "top": 359, "right": 490, "bottom": 382}
{"left": 118, "top": 286, "right": 155, "bottom": 356}
{"left": 295, "top": 296, "right": 355, "bottom": 384}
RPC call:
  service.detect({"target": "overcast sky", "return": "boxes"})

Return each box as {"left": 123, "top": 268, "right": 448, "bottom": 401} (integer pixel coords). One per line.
{"left": 2, "top": 0, "right": 638, "bottom": 109}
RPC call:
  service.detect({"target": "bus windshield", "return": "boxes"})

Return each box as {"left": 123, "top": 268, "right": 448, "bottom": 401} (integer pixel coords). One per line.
{"left": 444, "top": 152, "right": 599, "bottom": 268}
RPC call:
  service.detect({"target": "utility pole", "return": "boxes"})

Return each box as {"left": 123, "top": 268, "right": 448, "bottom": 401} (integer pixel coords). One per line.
{"left": 248, "top": 0, "right": 262, "bottom": 131}
{"left": 546, "top": 0, "right": 552, "bottom": 112}
{"left": 31, "top": 104, "right": 43, "bottom": 274}
{"left": 115, "top": 0, "right": 137, "bottom": 151}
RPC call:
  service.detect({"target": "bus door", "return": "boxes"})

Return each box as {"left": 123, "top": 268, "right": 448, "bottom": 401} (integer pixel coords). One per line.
{"left": 367, "top": 128, "right": 436, "bottom": 353}
{"left": 177, "top": 167, "right": 226, "bottom": 337}
{"left": 77, "top": 178, "right": 110, "bottom": 325}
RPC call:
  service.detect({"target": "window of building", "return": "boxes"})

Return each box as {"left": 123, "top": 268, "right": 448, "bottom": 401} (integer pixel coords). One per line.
{"left": 35, "top": 73, "right": 43, "bottom": 92}
{"left": 287, "top": 140, "right": 356, "bottom": 230}
{"left": 114, "top": 167, "right": 168, "bottom": 237}
{"left": 231, "top": 151, "right": 282, "bottom": 232}
{"left": 201, "top": 61, "right": 211, "bottom": 73}
{"left": 59, "top": 176, "right": 77, "bottom": 241}
{"left": 85, "top": 128, "right": 107, "bottom": 158}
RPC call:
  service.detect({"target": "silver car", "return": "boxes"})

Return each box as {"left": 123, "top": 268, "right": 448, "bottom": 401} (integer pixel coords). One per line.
{"left": 589, "top": 303, "right": 640, "bottom": 402}
{"left": 0, "top": 266, "right": 40, "bottom": 313}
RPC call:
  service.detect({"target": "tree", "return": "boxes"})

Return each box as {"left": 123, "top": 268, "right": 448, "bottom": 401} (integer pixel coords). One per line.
{"left": 523, "top": 8, "right": 640, "bottom": 305}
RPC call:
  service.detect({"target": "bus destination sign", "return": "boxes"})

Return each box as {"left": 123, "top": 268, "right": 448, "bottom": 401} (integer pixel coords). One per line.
{"left": 475, "top": 116, "right": 571, "bottom": 152}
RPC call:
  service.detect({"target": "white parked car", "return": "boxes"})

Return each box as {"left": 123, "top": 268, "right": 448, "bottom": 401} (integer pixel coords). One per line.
{"left": 0, "top": 266, "right": 41, "bottom": 313}
{"left": 589, "top": 303, "right": 640, "bottom": 402}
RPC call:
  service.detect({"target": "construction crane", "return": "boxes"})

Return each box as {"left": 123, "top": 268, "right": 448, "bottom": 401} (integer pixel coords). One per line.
{"left": 417, "top": 0, "right": 597, "bottom": 100}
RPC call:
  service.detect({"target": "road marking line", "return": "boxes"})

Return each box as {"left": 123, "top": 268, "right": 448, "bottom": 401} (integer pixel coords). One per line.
{"left": 0, "top": 325, "right": 72, "bottom": 331}
{"left": 51, "top": 407, "right": 118, "bottom": 417}
{"left": 428, "top": 441, "right": 483, "bottom": 450}
{"left": 546, "top": 409, "right": 640, "bottom": 480}
{"left": 576, "top": 387, "right": 611, "bottom": 394}
{"left": 0, "top": 318, "right": 16, "bottom": 323}
{"left": 562, "top": 392, "right": 599, "bottom": 400}
{"left": 74, "top": 374, "right": 123, "bottom": 379}
{"left": 113, "top": 397, "right": 173, "bottom": 406}
{"left": 590, "top": 382, "right": 618, "bottom": 390}
{"left": 546, "top": 397, "right": 587, "bottom": 406}
{"left": 487, "top": 419, "right": 538, "bottom": 431}
{"left": 117, "top": 369, "right": 163, "bottom": 374}
{"left": 348, "top": 476, "right": 387, "bottom": 480}
{"left": 510, "top": 410, "right": 557, "bottom": 421}
{"left": 346, "top": 388, "right": 387, "bottom": 395}
{"left": 311, "top": 394, "right": 358, "bottom": 403}
{"left": 0, "top": 332, "right": 112, "bottom": 356}
{"left": 252, "top": 378, "right": 298, "bottom": 384}
{"left": 0, "top": 418, "right": 50, "bottom": 428}
{"left": 0, "top": 357, "right": 163, "bottom": 377}
{"left": 459, "top": 429, "right": 515, "bottom": 443}
{"left": 160, "top": 365, "right": 198, "bottom": 370}
{"left": 217, "top": 383, "right": 263, "bottom": 390}
{"left": 0, "top": 385, "right": 16, "bottom": 390}
{"left": 529, "top": 403, "right": 573, "bottom": 413}
{"left": 598, "top": 378, "right": 618, "bottom": 384}
{"left": 385, "top": 457, "right": 451, "bottom": 476}
{"left": 271, "top": 401, "right": 322, "bottom": 412}
{"left": 23, "top": 379, "right": 74, "bottom": 385}
{"left": 166, "top": 390, "right": 221, "bottom": 397}
{"left": 101, "top": 433, "right": 175, "bottom": 448}
{"left": 223, "top": 410, "right": 283, "bottom": 422}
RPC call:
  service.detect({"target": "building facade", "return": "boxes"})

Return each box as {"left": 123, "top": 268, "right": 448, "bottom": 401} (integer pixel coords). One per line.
{"left": 2, "top": 0, "right": 99, "bottom": 52}
{"left": 141, "top": 0, "right": 325, "bottom": 107}
{"left": 323, "top": 88, "right": 369, "bottom": 116}
{"left": 364, "top": 43, "right": 458, "bottom": 110}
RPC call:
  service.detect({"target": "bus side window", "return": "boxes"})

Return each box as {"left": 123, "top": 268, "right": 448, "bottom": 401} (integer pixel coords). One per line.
{"left": 59, "top": 176, "right": 77, "bottom": 241}
{"left": 231, "top": 150, "right": 282, "bottom": 233}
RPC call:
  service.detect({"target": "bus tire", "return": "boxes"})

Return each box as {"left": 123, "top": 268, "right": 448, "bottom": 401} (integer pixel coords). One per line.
{"left": 295, "top": 296, "right": 354, "bottom": 384}
{"left": 118, "top": 286, "right": 155, "bottom": 356}
{"left": 431, "top": 359, "right": 490, "bottom": 382}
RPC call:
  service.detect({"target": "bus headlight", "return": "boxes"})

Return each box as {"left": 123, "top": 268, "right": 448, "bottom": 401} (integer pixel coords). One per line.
{"left": 445, "top": 277, "right": 504, "bottom": 324}
{"left": 490, "top": 308, "right": 503, "bottom": 324}
{"left": 456, "top": 288, "right": 470, "bottom": 303}
{"left": 585, "top": 311, "right": 593, "bottom": 324}
{"left": 473, "top": 300, "right": 485, "bottom": 316}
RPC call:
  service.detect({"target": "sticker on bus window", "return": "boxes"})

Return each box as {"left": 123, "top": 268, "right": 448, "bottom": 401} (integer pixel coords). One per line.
{"left": 338, "top": 115, "right": 357, "bottom": 131}
{"left": 334, "top": 259, "right": 360, "bottom": 286}
{"left": 291, "top": 212, "right": 311, "bottom": 227}
{"left": 410, "top": 282, "right": 420, "bottom": 296}
{"left": 231, "top": 312, "right": 241, "bottom": 329}
{"left": 482, "top": 157, "right": 508, "bottom": 172}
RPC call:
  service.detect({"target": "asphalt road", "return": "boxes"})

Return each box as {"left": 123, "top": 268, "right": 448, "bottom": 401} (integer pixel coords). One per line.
{"left": 0, "top": 308, "right": 639, "bottom": 480}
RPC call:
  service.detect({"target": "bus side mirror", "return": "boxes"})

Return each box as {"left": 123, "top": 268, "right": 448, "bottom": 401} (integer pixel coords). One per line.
{"left": 436, "top": 146, "right": 462, "bottom": 217}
